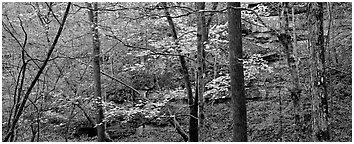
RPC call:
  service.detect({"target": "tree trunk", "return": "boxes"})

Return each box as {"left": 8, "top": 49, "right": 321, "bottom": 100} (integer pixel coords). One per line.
{"left": 86, "top": 2, "right": 106, "bottom": 142}
{"left": 196, "top": 2, "right": 207, "bottom": 140}
{"left": 291, "top": 4, "right": 303, "bottom": 142}
{"left": 279, "top": 2, "right": 302, "bottom": 141}
{"left": 228, "top": 2, "right": 247, "bottom": 142}
{"left": 308, "top": 2, "right": 330, "bottom": 142}
{"left": 162, "top": 2, "right": 191, "bottom": 141}
{"left": 326, "top": 2, "right": 338, "bottom": 65}
{"left": 326, "top": 2, "right": 332, "bottom": 65}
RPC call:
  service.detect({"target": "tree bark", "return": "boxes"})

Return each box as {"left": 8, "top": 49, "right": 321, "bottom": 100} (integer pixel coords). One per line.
{"left": 86, "top": 2, "right": 107, "bottom": 142}
{"left": 291, "top": 4, "right": 303, "bottom": 142}
{"left": 326, "top": 2, "right": 332, "bottom": 65}
{"left": 279, "top": 2, "right": 302, "bottom": 141}
{"left": 228, "top": 2, "right": 247, "bottom": 142}
{"left": 195, "top": 2, "right": 207, "bottom": 141}
{"left": 180, "top": 56, "right": 198, "bottom": 142}
{"left": 308, "top": 2, "right": 330, "bottom": 142}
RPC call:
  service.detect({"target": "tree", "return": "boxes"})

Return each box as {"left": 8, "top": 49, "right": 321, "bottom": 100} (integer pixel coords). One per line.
{"left": 161, "top": 2, "right": 190, "bottom": 142}
{"left": 2, "top": 2, "right": 72, "bottom": 142}
{"left": 195, "top": 2, "right": 207, "bottom": 141}
{"left": 86, "top": 2, "right": 110, "bottom": 142}
{"left": 227, "top": 2, "right": 247, "bottom": 142}
{"left": 2, "top": 2, "right": 350, "bottom": 142}
{"left": 278, "top": 2, "right": 302, "bottom": 141}
{"left": 308, "top": 2, "right": 330, "bottom": 142}
{"left": 291, "top": 3, "right": 302, "bottom": 142}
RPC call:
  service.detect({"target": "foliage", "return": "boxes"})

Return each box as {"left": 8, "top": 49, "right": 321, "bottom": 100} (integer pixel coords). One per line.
{"left": 1, "top": 2, "right": 351, "bottom": 142}
{"left": 242, "top": 3, "right": 270, "bottom": 23}
{"left": 204, "top": 54, "right": 273, "bottom": 100}
{"left": 105, "top": 100, "right": 165, "bottom": 124}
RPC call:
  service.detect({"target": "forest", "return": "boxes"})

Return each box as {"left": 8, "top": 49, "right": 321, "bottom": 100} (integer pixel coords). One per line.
{"left": 1, "top": 2, "right": 352, "bottom": 142}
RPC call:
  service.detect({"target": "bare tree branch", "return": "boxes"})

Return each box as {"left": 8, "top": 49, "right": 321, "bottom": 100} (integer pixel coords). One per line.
{"left": 3, "top": 3, "right": 72, "bottom": 142}
{"left": 104, "top": 34, "right": 194, "bottom": 61}
{"left": 45, "top": 2, "right": 61, "bottom": 24}
{"left": 75, "top": 59, "right": 145, "bottom": 99}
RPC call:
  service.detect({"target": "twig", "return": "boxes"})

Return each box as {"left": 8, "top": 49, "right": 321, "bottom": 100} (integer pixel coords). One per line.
{"left": 75, "top": 59, "right": 145, "bottom": 99}
{"left": 2, "top": 20, "right": 40, "bottom": 68}
{"left": 176, "top": 114, "right": 198, "bottom": 120}
{"left": 45, "top": 2, "right": 61, "bottom": 25}
{"left": 104, "top": 34, "right": 194, "bottom": 61}
{"left": 229, "top": 6, "right": 279, "bottom": 35}
{"left": 326, "top": 66, "right": 351, "bottom": 75}
{"left": 167, "top": 106, "right": 189, "bottom": 142}
{"left": 2, "top": 2, "right": 72, "bottom": 142}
